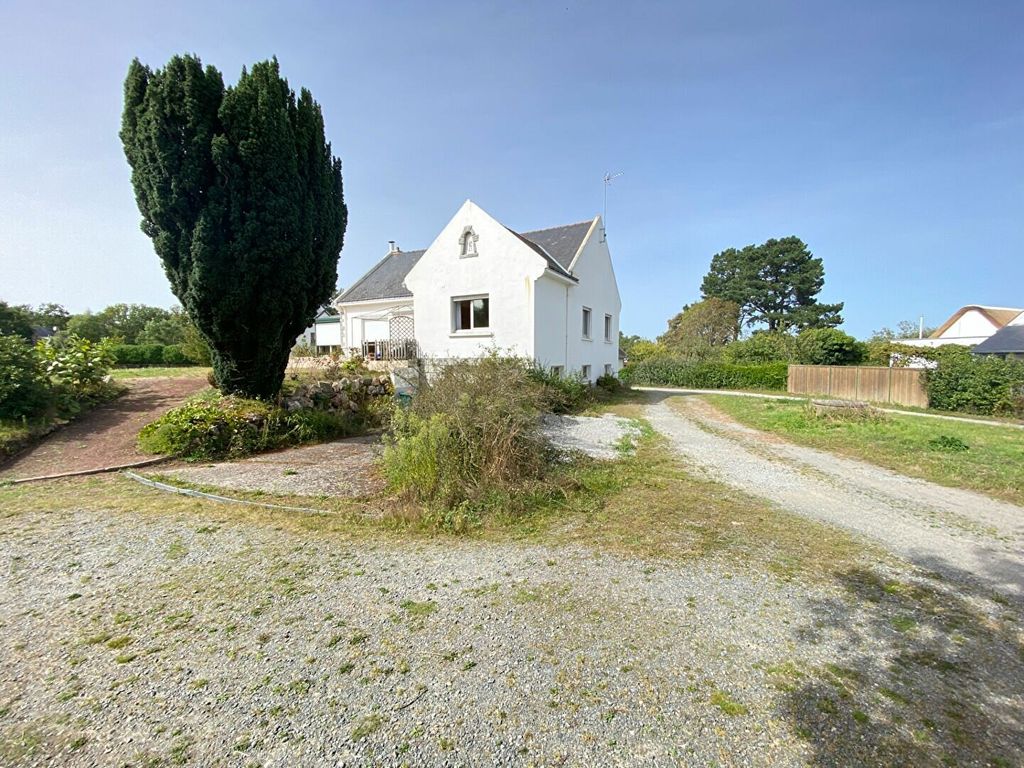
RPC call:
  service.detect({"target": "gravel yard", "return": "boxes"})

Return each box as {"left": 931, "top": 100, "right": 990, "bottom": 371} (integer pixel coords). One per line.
{"left": 1, "top": 475, "right": 1022, "bottom": 767}
{"left": 541, "top": 413, "right": 641, "bottom": 459}
{"left": 160, "top": 437, "right": 383, "bottom": 498}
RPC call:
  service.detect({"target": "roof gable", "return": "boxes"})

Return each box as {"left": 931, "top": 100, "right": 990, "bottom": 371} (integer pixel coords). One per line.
{"left": 339, "top": 213, "right": 596, "bottom": 304}
{"left": 930, "top": 305, "right": 1024, "bottom": 339}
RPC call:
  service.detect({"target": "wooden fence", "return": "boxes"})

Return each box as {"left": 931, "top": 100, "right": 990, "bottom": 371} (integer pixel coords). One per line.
{"left": 787, "top": 365, "right": 928, "bottom": 408}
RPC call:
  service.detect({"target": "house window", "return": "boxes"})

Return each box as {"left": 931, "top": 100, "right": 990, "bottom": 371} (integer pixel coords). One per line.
{"left": 453, "top": 296, "right": 489, "bottom": 331}
{"left": 460, "top": 227, "right": 478, "bottom": 257}
{"left": 604, "top": 314, "right": 612, "bottom": 342}
{"left": 581, "top": 364, "right": 592, "bottom": 381}
{"left": 582, "top": 307, "right": 592, "bottom": 339}
{"left": 604, "top": 364, "right": 613, "bottom": 376}
{"left": 551, "top": 365, "right": 564, "bottom": 378}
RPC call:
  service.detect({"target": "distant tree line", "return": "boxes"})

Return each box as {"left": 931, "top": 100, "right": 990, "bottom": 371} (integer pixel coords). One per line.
{"left": 618, "top": 235, "right": 943, "bottom": 368}
{"left": 0, "top": 300, "right": 211, "bottom": 364}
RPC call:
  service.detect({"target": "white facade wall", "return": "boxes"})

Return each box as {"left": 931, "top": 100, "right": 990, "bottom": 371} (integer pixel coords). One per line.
{"left": 533, "top": 274, "right": 570, "bottom": 369}
{"left": 405, "top": 201, "right": 546, "bottom": 360}
{"left": 561, "top": 222, "right": 622, "bottom": 378}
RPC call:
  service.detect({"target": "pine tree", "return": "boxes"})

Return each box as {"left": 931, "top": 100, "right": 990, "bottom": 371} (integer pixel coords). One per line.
{"left": 121, "top": 55, "right": 346, "bottom": 398}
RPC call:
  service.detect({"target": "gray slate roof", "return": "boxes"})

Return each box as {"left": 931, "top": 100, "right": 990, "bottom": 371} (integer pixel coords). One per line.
{"left": 336, "top": 249, "right": 424, "bottom": 303}
{"left": 973, "top": 325, "right": 1024, "bottom": 355}
{"left": 337, "top": 219, "right": 594, "bottom": 304}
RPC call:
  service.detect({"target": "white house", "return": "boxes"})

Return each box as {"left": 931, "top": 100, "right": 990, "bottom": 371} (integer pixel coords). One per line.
{"left": 334, "top": 200, "right": 622, "bottom": 380}
{"left": 901, "top": 305, "right": 1024, "bottom": 349}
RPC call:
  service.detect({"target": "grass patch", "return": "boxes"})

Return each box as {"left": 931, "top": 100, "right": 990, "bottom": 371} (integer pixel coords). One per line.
{"left": 398, "top": 600, "right": 437, "bottom": 617}
{"left": 703, "top": 395, "right": 1024, "bottom": 506}
{"left": 710, "top": 689, "right": 748, "bottom": 716}
{"left": 109, "top": 366, "right": 211, "bottom": 380}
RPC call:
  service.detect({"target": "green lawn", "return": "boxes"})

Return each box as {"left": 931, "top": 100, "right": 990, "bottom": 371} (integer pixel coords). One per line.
{"left": 109, "top": 366, "right": 210, "bottom": 380}
{"left": 704, "top": 395, "right": 1024, "bottom": 507}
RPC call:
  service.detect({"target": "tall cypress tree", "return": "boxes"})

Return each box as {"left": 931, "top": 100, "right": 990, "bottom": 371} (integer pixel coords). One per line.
{"left": 121, "top": 55, "right": 346, "bottom": 398}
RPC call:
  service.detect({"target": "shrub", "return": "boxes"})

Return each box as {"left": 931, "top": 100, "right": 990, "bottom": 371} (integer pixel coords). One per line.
{"left": 527, "top": 365, "right": 591, "bottom": 413}
{"left": 595, "top": 373, "right": 622, "bottom": 393}
{"left": 0, "top": 334, "right": 51, "bottom": 419}
{"left": 110, "top": 343, "right": 166, "bottom": 366}
{"left": 37, "top": 335, "right": 118, "bottom": 410}
{"left": 620, "top": 359, "right": 788, "bottom": 390}
{"left": 139, "top": 395, "right": 359, "bottom": 460}
{"left": 795, "top": 328, "right": 863, "bottom": 366}
{"left": 161, "top": 344, "right": 192, "bottom": 365}
{"left": 924, "top": 346, "right": 1024, "bottom": 417}
{"left": 721, "top": 333, "right": 796, "bottom": 364}
{"left": 382, "top": 355, "right": 549, "bottom": 524}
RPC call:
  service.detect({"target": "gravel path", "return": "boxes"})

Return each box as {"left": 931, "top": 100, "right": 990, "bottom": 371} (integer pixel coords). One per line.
{"left": 161, "top": 437, "right": 384, "bottom": 498}
{"left": 647, "top": 397, "right": 1024, "bottom": 599}
{"left": 1, "top": 483, "right": 1021, "bottom": 766}
{"left": 541, "top": 413, "right": 641, "bottom": 459}
{"left": 0, "top": 377, "right": 207, "bottom": 480}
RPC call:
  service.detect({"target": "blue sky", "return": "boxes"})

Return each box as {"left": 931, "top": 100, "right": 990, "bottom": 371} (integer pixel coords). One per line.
{"left": 1, "top": 1, "right": 1021, "bottom": 339}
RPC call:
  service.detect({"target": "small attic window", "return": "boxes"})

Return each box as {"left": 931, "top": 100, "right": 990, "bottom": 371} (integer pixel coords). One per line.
{"left": 460, "top": 227, "right": 478, "bottom": 257}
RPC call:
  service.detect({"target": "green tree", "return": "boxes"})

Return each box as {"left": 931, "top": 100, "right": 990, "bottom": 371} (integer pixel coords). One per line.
{"left": 26, "top": 303, "right": 71, "bottom": 331}
{"left": 65, "top": 311, "right": 113, "bottom": 342}
{"left": 794, "top": 328, "right": 863, "bottom": 366}
{"left": 121, "top": 55, "right": 346, "bottom": 398}
{"left": 659, "top": 298, "right": 740, "bottom": 359}
{"left": 870, "top": 319, "right": 937, "bottom": 342}
{"left": 137, "top": 309, "right": 188, "bottom": 345}
{"left": 0, "top": 302, "right": 33, "bottom": 340}
{"left": 701, "top": 237, "right": 843, "bottom": 332}
{"left": 618, "top": 332, "right": 646, "bottom": 359}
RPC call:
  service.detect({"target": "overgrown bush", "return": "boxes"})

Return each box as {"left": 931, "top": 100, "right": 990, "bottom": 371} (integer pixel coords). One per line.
{"left": 0, "top": 334, "right": 50, "bottom": 419}
{"left": 924, "top": 346, "right": 1024, "bottom": 417}
{"left": 37, "top": 335, "right": 120, "bottom": 414}
{"left": 139, "top": 395, "right": 361, "bottom": 460}
{"left": 382, "top": 355, "right": 550, "bottom": 526}
{"left": 595, "top": 373, "right": 623, "bottom": 393}
{"left": 527, "top": 365, "right": 591, "bottom": 413}
{"left": 795, "top": 328, "right": 863, "bottom": 366}
{"left": 620, "top": 359, "right": 788, "bottom": 390}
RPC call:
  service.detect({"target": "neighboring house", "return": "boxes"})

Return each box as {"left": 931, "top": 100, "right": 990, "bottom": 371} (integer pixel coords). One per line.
{"left": 973, "top": 312, "right": 1024, "bottom": 359}
{"left": 296, "top": 307, "right": 344, "bottom": 354}
{"left": 901, "top": 305, "right": 1024, "bottom": 349}
{"left": 335, "top": 200, "right": 622, "bottom": 380}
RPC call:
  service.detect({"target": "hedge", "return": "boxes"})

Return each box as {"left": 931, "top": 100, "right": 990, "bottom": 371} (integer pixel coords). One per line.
{"left": 620, "top": 359, "right": 788, "bottom": 390}
{"left": 924, "top": 346, "right": 1024, "bottom": 417}
{"left": 110, "top": 343, "right": 202, "bottom": 367}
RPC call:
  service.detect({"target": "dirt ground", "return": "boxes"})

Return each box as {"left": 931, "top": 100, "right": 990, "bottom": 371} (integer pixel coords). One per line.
{"left": 160, "top": 436, "right": 384, "bottom": 498}
{"left": 0, "top": 377, "right": 207, "bottom": 480}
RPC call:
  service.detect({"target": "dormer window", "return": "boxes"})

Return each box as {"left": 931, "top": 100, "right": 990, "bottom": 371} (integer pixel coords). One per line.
{"left": 459, "top": 227, "right": 478, "bottom": 257}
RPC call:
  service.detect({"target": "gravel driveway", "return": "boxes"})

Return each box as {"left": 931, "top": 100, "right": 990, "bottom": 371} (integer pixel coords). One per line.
{"left": 2, "top": 480, "right": 1021, "bottom": 767}
{"left": 648, "top": 396, "right": 1024, "bottom": 599}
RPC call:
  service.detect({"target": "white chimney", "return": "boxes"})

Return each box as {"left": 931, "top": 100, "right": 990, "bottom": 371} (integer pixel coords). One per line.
{"left": 388, "top": 240, "right": 400, "bottom": 255}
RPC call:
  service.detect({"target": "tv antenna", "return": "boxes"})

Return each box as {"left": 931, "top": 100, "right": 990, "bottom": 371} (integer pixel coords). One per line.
{"left": 602, "top": 171, "right": 622, "bottom": 242}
